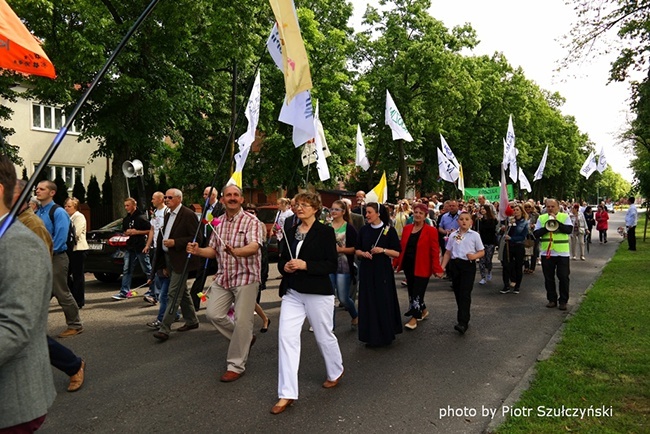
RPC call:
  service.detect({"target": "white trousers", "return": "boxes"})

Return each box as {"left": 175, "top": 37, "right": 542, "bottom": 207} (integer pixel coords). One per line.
{"left": 278, "top": 289, "right": 344, "bottom": 400}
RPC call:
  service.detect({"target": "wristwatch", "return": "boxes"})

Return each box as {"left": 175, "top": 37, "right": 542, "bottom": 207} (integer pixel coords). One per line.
{"left": 383, "top": 248, "right": 386, "bottom": 254}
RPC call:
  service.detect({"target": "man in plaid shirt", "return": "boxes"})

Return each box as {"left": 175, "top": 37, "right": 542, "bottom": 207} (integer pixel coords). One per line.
{"left": 187, "top": 184, "right": 264, "bottom": 382}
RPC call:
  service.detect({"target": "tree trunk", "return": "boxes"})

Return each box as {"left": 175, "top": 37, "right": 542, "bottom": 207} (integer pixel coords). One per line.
{"left": 111, "top": 144, "right": 129, "bottom": 221}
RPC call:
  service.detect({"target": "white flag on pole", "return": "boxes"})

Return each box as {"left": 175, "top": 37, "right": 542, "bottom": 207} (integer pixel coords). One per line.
{"left": 355, "top": 124, "right": 370, "bottom": 171}
{"left": 301, "top": 100, "right": 331, "bottom": 166}
{"left": 236, "top": 71, "right": 261, "bottom": 151}
{"left": 437, "top": 148, "right": 459, "bottom": 182}
{"left": 597, "top": 146, "right": 607, "bottom": 173}
{"left": 503, "top": 114, "right": 515, "bottom": 166}
{"left": 313, "top": 101, "right": 330, "bottom": 181}
{"left": 519, "top": 168, "right": 532, "bottom": 192}
{"left": 269, "top": 24, "right": 315, "bottom": 148}
{"left": 580, "top": 151, "right": 598, "bottom": 179}
{"left": 503, "top": 139, "right": 519, "bottom": 182}
{"left": 498, "top": 163, "right": 510, "bottom": 221}
{"left": 385, "top": 90, "right": 413, "bottom": 142}
{"left": 457, "top": 164, "right": 465, "bottom": 194}
{"left": 226, "top": 143, "right": 252, "bottom": 188}
{"left": 266, "top": 23, "right": 284, "bottom": 72}
{"left": 279, "top": 90, "right": 315, "bottom": 147}
{"left": 440, "top": 134, "right": 459, "bottom": 169}
{"left": 533, "top": 145, "right": 548, "bottom": 181}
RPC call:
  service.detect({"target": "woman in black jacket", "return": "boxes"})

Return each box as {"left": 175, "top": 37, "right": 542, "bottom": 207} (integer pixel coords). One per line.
{"left": 475, "top": 204, "right": 498, "bottom": 285}
{"left": 271, "top": 192, "right": 343, "bottom": 415}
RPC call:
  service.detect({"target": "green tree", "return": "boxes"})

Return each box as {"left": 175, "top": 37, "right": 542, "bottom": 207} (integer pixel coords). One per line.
{"left": 53, "top": 176, "right": 68, "bottom": 205}
{"left": 352, "top": 0, "right": 480, "bottom": 198}
{"left": 0, "top": 73, "right": 21, "bottom": 164}
{"left": 72, "top": 178, "right": 86, "bottom": 203}
{"left": 101, "top": 170, "right": 113, "bottom": 210}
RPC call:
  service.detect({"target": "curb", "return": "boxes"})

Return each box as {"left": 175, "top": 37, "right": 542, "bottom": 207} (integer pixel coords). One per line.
{"left": 485, "top": 253, "right": 616, "bottom": 433}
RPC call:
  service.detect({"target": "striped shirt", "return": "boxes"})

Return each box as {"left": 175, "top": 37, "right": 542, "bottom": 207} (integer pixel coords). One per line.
{"left": 210, "top": 208, "right": 264, "bottom": 289}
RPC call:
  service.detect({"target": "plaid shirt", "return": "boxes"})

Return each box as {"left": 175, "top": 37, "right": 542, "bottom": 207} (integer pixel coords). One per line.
{"left": 209, "top": 208, "right": 264, "bottom": 289}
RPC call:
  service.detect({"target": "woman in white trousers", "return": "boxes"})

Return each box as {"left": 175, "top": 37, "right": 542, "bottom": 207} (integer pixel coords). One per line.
{"left": 271, "top": 192, "right": 343, "bottom": 415}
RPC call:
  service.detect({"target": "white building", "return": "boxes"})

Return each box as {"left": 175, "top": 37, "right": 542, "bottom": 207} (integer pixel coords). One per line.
{"left": 3, "top": 85, "right": 108, "bottom": 191}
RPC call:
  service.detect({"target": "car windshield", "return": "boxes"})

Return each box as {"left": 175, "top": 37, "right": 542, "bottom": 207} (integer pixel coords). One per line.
{"left": 98, "top": 219, "right": 123, "bottom": 231}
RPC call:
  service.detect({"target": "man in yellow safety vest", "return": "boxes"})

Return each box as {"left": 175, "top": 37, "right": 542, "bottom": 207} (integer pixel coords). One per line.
{"left": 533, "top": 198, "right": 573, "bottom": 311}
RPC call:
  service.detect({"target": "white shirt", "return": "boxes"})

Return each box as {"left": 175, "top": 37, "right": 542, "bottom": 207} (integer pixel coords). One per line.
{"left": 162, "top": 205, "right": 180, "bottom": 252}
{"left": 151, "top": 206, "right": 168, "bottom": 248}
{"left": 445, "top": 229, "right": 484, "bottom": 260}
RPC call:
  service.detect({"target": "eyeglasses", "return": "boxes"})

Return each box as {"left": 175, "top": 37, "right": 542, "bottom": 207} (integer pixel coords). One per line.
{"left": 164, "top": 196, "right": 176, "bottom": 200}
{"left": 295, "top": 203, "right": 312, "bottom": 209}
{"left": 330, "top": 208, "right": 343, "bottom": 212}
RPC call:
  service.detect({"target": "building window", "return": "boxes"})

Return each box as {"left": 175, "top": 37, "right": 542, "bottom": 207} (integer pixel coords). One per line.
{"left": 34, "top": 164, "right": 84, "bottom": 191}
{"left": 31, "top": 103, "right": 78, "bottom": 133}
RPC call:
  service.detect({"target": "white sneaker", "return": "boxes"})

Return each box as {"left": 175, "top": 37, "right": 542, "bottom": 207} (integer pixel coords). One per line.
{"left": 580, "top": 256, "right": 586, "bottom": 261}
{"left": 572, "top": 256, "right": 577, "bottom": 260}
{"left": 479, "top": 278, "right": 486, "bottom": 285}
{"left": 486, "top": 273, "right": 492, "bottom": 281}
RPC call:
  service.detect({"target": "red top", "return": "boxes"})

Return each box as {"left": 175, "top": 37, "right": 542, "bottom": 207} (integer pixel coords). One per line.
{"left": 595, "top": 210, "right": 609, "bottom": 231}
{"left": 394, "top": 224, "right": 444, "bottom": 277}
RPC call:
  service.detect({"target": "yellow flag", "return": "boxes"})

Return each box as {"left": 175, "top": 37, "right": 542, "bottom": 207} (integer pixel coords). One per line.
{"left": 365, "top": 171, "right": 388, "bottom": 203}
{"left": 226, "top": 171, "right": 242, "bottom": 188}
{"left": 269, "top": 0, "right": 312, "bottom": 103}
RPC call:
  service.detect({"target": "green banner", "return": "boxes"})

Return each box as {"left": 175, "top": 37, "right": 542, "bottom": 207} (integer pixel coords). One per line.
{"left": 464, "top": 185, "right": 514, "bottom": 202}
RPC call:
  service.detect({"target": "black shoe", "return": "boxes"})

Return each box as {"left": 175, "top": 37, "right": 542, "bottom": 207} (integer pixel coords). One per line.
{"left": 260, "top": 319, "right": 271, "bottom": 333}
{"left": 454, "top": 323, "right": 467, "bottom": 334}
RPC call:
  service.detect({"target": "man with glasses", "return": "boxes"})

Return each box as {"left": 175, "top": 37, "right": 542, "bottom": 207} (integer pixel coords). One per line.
{"left": 187, "top": 185, "right": 264, "bottom": 382}
{"left": 152, "top": 189, "right": 202, "bottom": 341}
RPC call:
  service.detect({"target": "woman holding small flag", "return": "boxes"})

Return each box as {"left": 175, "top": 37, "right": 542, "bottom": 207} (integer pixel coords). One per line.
{"left": 272, "top": 192, "right": 343, "bottom": 415}
{"left": 355, "top": 203, "right": 402, "bottom": 347}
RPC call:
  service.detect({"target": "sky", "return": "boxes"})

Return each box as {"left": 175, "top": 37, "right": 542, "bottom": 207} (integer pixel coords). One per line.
{"left": 350, "top": 0, "right": 636, "bottom": 182}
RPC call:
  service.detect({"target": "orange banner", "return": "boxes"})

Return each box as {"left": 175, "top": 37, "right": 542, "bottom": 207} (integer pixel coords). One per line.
{"left": 0, "top": 0, "right": 55, "bottom": 78}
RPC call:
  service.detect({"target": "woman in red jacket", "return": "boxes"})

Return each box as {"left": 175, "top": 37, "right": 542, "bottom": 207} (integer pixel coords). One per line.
{"left": 595, "top": 204, "right": 610, "bottom": 243}
{"left": 395, "top": 203, "right": 444, "bottom": 330}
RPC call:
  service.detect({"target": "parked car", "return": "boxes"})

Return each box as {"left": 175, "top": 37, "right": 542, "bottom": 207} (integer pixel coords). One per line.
{"left": 255, "top": 205, "right": 280, "bottom": 262}
{"left": 85, "top": 213, "right": 215, "bottom": 283}
{"left": 85, "top": 219, "right": 146, "bottom": 283}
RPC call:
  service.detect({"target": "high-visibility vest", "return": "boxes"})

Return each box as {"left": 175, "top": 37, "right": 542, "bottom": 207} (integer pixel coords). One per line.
{"left": 539, "top": 213, "right": 570, "bottom": 253}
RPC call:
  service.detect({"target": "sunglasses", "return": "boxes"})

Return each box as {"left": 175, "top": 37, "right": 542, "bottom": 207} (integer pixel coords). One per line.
{"left": 246, "top": 209, "right": 256, "bottom": 214}
{"left": 164, "top": 196, "right": 175, "bottom": 200}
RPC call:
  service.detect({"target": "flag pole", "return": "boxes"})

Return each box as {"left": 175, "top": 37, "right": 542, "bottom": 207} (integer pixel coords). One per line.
{"left": 0, "top": 0, "right": 163, "bottom": 239}
{"left": 166, "top": 49, "right": 268, "bottom": 315}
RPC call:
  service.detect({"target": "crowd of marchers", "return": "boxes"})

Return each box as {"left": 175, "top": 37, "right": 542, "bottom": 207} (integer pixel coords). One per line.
{"left": 1, "top": 153, "right": 640, "bottom": 429}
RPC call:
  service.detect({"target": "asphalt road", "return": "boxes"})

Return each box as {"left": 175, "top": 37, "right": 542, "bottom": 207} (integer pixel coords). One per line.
{"left": 41, "top": 212, "right": 630, "bottom": 433}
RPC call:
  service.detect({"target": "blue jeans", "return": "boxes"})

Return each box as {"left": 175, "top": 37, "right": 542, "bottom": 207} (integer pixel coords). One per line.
{"left": 120, "top": 250, "right": 152, "bottom": 295}
{"left": 156, "top": 274, "right": 172, "bottom": 322}
{"left": 330, "top": 273, "right": 357, "bottom": 319}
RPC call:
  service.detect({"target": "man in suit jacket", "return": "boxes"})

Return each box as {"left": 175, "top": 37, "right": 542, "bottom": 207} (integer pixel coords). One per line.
{"left": 153, "top": 188, "right": 203, "bottom": 341}
{"left": 0, "top": 155, "right": 56, "bottom": 431}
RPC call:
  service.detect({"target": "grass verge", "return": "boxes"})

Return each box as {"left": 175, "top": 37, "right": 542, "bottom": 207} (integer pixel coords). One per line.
{"left": 496, "top": 226, "right": 650, "bottom": 433}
